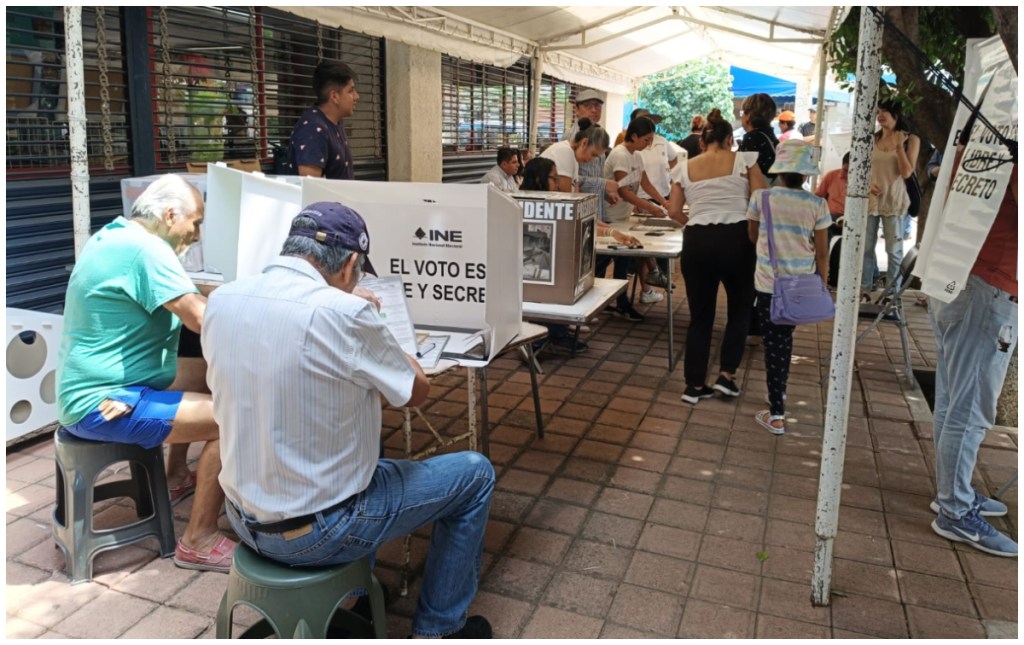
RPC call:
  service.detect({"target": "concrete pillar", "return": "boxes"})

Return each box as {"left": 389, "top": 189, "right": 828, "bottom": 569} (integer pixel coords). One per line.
{"left": 603, "top": 92, "right": 626, "bottom": 139}
{"left": 386, "top": 41, "right": 442, "bottom": 182}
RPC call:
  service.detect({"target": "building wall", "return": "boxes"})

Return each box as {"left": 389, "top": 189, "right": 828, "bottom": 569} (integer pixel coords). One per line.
{"left": 386, "top": 41, "right": 442, "bottom": 182}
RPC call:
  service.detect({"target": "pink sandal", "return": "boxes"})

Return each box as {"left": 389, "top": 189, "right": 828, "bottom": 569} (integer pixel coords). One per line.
{"left": 168, "top": 470, "right": 198, "bottom": 504}
{"left": 755, "top": 410, "right": 785, "bottom": 435}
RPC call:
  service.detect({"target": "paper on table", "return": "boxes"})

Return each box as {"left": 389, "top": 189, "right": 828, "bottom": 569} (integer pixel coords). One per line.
{"left": 415, "top": 334, "right": 449, "bottom": 369}
{"left": 357, "top": 275, "right": 418, "bottom": 356}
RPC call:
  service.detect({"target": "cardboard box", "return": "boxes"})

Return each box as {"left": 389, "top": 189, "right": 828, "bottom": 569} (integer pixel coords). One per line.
{"left": 512, "top": 191, "right": 597, "bottom": 305}
{"left": 203, "top": 164, "right": 301, "bottom": 281}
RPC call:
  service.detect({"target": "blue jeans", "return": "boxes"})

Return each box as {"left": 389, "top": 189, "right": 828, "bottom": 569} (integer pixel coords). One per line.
{"left": 929, "top": 275, "right": 1017, "bottom": 519}
{"left": 862, "top": 215, "right": 904, "bottom": 290}
{"left": 226, "top": 453, "right": 495, "bottom": 638}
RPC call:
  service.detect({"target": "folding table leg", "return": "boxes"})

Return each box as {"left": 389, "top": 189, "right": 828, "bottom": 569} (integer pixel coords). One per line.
{"left": 478, "top": 367, "right": 490, "bottom": 458}
{"left": 524, "top": 341, "right": 544, "bottom": 438}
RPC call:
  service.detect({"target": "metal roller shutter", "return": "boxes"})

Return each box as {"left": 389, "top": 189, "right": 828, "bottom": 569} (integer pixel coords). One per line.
{"left": 6, "top": 7, "right": 128, "bottom": 312}
{"left": 535, "top": 75, "right": 586, "bottom": 151}
{"left": 5, "top": 7, "right": 388, "bottom": 313}
{"left": 441, "top": 55, "right": 530, "bottom": 183}
{"left": 146, "top": 6, "right": 387, "bottom": 179}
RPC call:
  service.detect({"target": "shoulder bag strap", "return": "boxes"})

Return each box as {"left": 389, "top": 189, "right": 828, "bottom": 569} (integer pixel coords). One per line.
{"left": 761, "top": 191, "right": 780, "bottom": 277}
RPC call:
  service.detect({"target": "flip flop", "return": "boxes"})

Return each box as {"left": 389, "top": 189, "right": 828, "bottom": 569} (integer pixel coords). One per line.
{"left": 169, "top": 470, "right": 198, "bottom": 504}
{"left": 755, "top": 410, "right": 786, "bottom": 435}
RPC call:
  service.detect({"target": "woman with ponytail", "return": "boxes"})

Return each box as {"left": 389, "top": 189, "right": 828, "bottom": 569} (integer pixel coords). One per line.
{"left": 667, "top": 108, "right": 767, "bottom": 405}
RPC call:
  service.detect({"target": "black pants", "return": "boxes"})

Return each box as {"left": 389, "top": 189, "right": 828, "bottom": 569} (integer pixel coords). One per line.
{"left": 595, "top": 253, "right": 632, "bottom": 309}
{"left": 680, "top": 222, "right": 755, "bottom": 386}
{"left": 755, "top": 291, "right": 794, "bottom": 417}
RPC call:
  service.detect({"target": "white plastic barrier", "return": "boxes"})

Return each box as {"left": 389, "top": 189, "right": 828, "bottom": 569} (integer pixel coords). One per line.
{"left": 6, "top": 309, "right": 63, "bottom": 440}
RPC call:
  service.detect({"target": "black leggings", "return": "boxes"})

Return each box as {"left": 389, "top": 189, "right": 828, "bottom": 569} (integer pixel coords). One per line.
{"left": 755, "top": 292, "right": 794, "bottom": 417}
{"left": 680, "top": 222, "right": 755, "bottom": 386}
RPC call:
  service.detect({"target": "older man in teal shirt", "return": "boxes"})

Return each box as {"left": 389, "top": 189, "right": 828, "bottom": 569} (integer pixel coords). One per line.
{"left": 57, "top": 174, "right": 236, "bottom": 572}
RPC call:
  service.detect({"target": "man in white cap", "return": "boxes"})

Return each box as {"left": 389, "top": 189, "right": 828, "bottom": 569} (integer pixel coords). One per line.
{"left": 562, "top": 88, "right": 604, "bottom": 143}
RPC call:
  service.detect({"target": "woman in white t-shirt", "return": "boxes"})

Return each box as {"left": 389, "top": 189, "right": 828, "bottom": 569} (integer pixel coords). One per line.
{"left": 540, "top": 118, "right": 619, "bottom": 200}
{"left": 667, "top": 108, "right": 767, "bottom": 406}
{"left": 604, "top": 116, "right": 672, "bottom": 304}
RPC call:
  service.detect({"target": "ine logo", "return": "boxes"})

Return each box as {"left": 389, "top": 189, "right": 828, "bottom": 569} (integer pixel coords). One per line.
{"left": 945, "top": 280, "right": 956, "bottom": 294}
{"left": 413, "top": 228, "right": 463, "bottom": 244}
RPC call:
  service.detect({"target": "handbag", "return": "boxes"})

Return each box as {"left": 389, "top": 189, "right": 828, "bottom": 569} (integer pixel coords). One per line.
{"left": 762, "top": 192, "right": 836, "bottom": 326}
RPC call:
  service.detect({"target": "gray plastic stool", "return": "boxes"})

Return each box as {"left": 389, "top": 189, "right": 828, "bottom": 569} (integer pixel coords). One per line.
{"left": 51, "top": 427, "right": 176, "bottom": 584}
{"left": 216, "top": 543, "right": 387, "bottom": 638}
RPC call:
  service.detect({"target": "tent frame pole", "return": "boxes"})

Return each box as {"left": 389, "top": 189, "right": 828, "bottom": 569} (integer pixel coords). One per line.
{"left": 810, "top": 6, "right": 883, "bottom": 607}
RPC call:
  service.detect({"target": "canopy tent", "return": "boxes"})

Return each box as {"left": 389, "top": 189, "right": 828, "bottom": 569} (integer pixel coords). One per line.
{"left": 272, "top": 6, "right": 846, "bottom": 94}
{"left": 730, "top": 66, "right": 797, "bottom": 98}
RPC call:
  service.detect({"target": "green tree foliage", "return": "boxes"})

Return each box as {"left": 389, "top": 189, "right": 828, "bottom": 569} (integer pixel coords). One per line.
{"left": 825, "top": 6, "right": 998, "bottom": 151}
{"left": 636, "top": 61, "right": 734, "bottom": 141}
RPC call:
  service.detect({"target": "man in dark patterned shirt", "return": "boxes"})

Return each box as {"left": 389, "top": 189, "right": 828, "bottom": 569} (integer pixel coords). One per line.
{"left": 286, "top": 61, "right": 359, "bottom": 179}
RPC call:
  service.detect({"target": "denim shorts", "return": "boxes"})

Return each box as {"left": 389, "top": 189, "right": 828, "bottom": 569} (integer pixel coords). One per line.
{"left": 65, "top": 386, "right": 184, "bottom": 449}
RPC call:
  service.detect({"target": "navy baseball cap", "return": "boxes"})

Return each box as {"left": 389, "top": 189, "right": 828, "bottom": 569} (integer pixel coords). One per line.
{"left": 289, "top": 201, "right": 377, "bottom": 276}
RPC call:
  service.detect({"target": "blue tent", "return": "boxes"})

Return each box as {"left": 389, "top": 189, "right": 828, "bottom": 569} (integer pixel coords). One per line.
{"left": 730, "top": 66, "right": 796, "bottom": 98}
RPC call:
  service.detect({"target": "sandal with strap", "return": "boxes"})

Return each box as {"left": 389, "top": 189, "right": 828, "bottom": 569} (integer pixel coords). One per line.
{"left": 168, "top": 470, "right": 197, "bottom": 504}
{"left": 755, "top": 410, "right": 786, "bottom": 435}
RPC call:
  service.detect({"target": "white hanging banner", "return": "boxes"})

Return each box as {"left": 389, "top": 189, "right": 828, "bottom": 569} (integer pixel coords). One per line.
{"left": 914, "top": 36, "right": 1018, "bottom": 302}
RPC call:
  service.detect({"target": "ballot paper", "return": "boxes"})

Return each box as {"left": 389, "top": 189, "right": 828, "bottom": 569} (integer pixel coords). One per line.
{"left": 357, "top": 275, "right": 418, "bottom": 356}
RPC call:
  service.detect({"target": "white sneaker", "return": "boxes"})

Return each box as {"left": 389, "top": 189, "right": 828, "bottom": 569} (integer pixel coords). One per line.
{"left": 640, "top": 290, "right": 664, "bottom": 304}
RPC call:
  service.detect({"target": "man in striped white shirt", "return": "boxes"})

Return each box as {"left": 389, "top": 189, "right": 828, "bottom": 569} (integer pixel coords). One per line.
{"left": 204, "top": 202, "right": 495, "bottom": 639}
{"left": 479, "top": 147, "right": 520, "bottom": 193}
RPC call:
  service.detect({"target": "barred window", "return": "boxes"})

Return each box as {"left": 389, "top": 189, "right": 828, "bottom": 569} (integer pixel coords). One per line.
{"left": 441, "top": 55, "right": 530, "bottom": 157}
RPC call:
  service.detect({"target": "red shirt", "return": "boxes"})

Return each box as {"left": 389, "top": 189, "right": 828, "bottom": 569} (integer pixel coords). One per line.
{"left": 815, "top": 168, "right": 847, "bottom": 216}
{"left": 970, "top": 164, "right": 1018, "bottom": 297}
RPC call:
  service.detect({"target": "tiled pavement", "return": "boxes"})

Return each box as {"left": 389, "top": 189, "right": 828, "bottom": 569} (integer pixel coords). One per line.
{"left": 6, "top": 288, "right": 1018, "bottom": 638}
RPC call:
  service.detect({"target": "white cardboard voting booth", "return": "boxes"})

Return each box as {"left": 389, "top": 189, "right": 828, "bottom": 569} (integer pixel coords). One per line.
{"left": 203, "top": 164, "right": 302, "bottom": 282}
{"left": 301, "top": 178, "right": 524, "bottom": 363}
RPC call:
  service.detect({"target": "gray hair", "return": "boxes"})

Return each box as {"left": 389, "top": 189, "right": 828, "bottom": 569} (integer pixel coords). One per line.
{"left": 281, "top": 216, "right": 360, "bottom": 276}
{"left": 573, "top": 124, "right": 610, "bottom": 151}
{"left": 130, "top": 174, "right": 201, "bottom": 226}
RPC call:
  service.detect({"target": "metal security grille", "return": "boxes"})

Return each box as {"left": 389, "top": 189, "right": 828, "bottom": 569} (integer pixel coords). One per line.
{"left": 147, "top": 6, "right": 386, "bottom": 179}
{"left": 441, "top": 55, "right": 529, "bottom": 183}
{"left": 535, "top": 75, "right": 586, "bottom": 151}
{"left": 6, "top": 7, "right": 130, "bottom": 179}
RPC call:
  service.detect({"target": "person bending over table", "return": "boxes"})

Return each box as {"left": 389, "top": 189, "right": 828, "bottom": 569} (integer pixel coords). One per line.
{"left": 204, "top": 202, "right": 495, "bottom": 639}
{"left": 605, "top": 115, "right": 672, "bottom": 305}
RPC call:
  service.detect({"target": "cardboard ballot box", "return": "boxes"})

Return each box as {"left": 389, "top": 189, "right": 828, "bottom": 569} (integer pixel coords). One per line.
{"left": 302, "top": 179, "right": 523, "bottom": 363}
{"left": 512, "top": 192, "right": 597, "bottom": 305}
